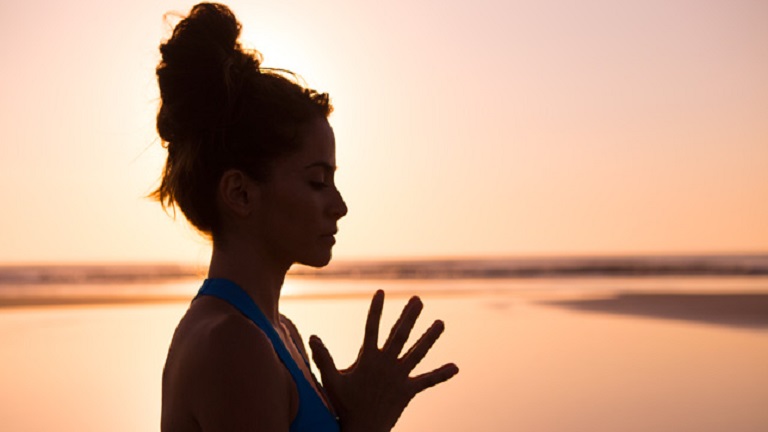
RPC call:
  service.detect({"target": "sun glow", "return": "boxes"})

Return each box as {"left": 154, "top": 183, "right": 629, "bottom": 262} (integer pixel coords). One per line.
{"left": 0, "top": 0, "right": 766, "bottom": 263}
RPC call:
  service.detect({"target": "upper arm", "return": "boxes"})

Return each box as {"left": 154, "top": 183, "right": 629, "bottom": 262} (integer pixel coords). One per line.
{"left": 192, "top": 316, "right": 294, "bottom": 431}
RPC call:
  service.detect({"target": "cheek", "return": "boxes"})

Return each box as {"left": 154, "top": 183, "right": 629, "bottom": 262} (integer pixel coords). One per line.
{"left": 271, "top": 188, "right": 321, "bottom": 228}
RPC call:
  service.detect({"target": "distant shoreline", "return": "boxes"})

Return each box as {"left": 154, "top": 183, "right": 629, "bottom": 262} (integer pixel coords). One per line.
{"left": 1, "top": 254, "right": 767, "bottom": 285}
{"left": 3, "top": 292, "right": 768, "bottom": 332}
{"left": 293, "top": 255, "right": 768, "bottom": 279}
{"left": 0, "top": 288, "right": 483, "bottom": 309}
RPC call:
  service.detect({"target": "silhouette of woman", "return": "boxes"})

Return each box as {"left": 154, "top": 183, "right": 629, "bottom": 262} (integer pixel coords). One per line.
{"left": 154, "top": 3, "right": 458, "bottom": 431}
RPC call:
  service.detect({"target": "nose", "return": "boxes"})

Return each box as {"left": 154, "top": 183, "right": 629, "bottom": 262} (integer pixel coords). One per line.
{"left": 331, "top": 186, "right": 348, "bottom": 220}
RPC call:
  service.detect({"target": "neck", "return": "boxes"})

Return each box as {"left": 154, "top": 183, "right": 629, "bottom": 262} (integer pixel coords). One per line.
{"left": 207, "top": 238, "right": 291, "bottom": 325}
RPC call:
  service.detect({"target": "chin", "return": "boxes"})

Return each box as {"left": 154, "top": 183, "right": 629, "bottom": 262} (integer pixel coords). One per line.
{"left": 298, "top": 251, "right": 333, "bottom": 268}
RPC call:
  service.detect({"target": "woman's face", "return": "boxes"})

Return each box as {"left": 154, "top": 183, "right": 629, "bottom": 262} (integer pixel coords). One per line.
{"left": 253, "top": 117, "right": 348, "bottom": 268}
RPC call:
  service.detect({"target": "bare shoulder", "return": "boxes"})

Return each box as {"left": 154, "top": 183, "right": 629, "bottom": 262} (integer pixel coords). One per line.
{"left": 162, "top": 297, "right": 295, "bottom": 431}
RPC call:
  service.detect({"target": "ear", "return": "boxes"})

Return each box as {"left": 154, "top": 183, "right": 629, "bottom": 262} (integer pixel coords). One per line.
{"left": 217, "top": 169, "right": 257, "bottom": 218}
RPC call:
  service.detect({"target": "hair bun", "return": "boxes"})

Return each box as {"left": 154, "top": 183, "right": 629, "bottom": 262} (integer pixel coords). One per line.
{"left": 157, "top": 3, "right": 259, "bottom": 143}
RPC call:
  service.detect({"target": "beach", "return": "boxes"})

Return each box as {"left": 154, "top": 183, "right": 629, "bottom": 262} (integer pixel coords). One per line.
{"left": 1, "top": 276, "right": 767, "bottom": 431}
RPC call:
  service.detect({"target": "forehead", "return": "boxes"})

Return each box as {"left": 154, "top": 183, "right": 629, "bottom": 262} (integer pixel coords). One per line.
{"left": 292, "top": 117, "right": 336, "bottom": 165}
{"left": 265, "top": 117, "right": 336, "bottom": 182}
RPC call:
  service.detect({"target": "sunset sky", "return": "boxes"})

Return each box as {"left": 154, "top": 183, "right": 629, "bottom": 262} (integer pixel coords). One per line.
{"left": 1, "top": 0, "right": 766, "bottom": 263}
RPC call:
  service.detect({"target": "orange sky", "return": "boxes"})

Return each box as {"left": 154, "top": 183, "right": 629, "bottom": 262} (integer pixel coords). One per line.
{"left": 1, "top": 0, "right": 766, "bottom": 263}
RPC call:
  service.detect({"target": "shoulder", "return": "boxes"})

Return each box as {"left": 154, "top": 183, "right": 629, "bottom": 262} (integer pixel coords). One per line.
{"left": 167, "top": 297, "right": 296, "bottom": 431}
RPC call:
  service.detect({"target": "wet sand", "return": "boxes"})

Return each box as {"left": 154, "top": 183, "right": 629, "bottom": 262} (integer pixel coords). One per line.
{"left": 0, "top": 294, "right": 191, "bottom": 308}
{"left": 1, "top": 279, "right": 767, "bottom": 432}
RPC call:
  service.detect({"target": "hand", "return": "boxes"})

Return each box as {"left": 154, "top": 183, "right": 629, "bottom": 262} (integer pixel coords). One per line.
{"left": 309, "top": 290, "right": 459, "bottom": 432}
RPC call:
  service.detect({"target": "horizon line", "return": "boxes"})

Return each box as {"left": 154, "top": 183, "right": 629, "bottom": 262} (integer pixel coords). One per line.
{"left": 1, "top": 251, "right": 768, "bottom": 267}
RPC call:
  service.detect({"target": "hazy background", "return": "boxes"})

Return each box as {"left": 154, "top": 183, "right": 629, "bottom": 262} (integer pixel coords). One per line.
{"left": 1, "top": 0, "right": 766, "bottom": 263}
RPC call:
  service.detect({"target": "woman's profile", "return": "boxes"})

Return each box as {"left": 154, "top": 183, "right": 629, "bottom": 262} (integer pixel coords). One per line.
{"left": 154, "top": 3, "right": 458, "bottom": 431}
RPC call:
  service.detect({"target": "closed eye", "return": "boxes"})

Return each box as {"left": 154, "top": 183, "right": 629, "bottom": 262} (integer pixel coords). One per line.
{"left": 305, "top": 161, "right": 337, "bottom": 190}
{"left": 309, "top": 181, "right": 330, "bottom": 190}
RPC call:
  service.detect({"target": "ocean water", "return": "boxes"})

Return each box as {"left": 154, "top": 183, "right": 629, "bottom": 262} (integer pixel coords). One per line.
{"left": 0, "top": 261, "right": 767, "bottom": 431}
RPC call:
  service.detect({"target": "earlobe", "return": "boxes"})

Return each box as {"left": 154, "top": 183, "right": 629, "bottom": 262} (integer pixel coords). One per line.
{"left": 218, "top": 169, "right": 255, "bottom": 218}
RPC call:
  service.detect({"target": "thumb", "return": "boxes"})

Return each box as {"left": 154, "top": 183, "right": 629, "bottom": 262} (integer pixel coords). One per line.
{"left": 309, "top": 335, "right": 339, "bottom": 385}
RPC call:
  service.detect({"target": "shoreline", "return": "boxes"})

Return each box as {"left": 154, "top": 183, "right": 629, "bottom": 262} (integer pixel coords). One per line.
{"left": 544, "top": 292, "right": 768, "bottom": 329}
{"left": 3, "top": 292, "right": 768, "bottom": 331}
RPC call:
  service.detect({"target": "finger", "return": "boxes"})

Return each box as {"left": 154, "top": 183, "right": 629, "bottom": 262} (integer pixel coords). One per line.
{"left": 401, "top": 319, "right": 444, "bottom": 373}
{"left": 363, "top": 290, "right": 384, "bottom": 352}
{"left": 382, "top": 296, "right": 423, "bottom": 358}
{"left": 410, "top": 363, "right": 459, "bottom": 394}
{"left": 309, "top": 335, "right": 339, "bottom": 386}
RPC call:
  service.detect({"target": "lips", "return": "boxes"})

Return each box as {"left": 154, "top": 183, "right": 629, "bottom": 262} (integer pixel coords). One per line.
{"left": 320, "top": 231, "right": 337, "bottom": 244}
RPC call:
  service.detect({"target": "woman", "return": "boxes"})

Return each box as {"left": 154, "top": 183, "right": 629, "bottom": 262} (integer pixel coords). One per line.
{"left": 155, "top": 3, "right": 458, "bottom": 431}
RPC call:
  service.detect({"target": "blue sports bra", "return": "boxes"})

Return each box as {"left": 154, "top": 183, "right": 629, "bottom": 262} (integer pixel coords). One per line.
{"left": 196, "top": 278, "right": 341, "bottom": 432}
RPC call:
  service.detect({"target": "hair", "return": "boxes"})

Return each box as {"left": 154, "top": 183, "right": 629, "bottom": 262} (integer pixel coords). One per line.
{"left": 152, "top": 2, "right": 332, "bottom": 237}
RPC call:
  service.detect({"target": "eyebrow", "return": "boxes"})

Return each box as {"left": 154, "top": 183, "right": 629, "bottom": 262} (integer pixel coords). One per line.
{"left": 303, "top": 161, "right": 337, "bottom": 171}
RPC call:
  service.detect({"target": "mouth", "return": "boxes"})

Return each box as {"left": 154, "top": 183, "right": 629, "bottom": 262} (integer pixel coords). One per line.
{"left": 320, "top": 231, "right": 337, "bottom": 244}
